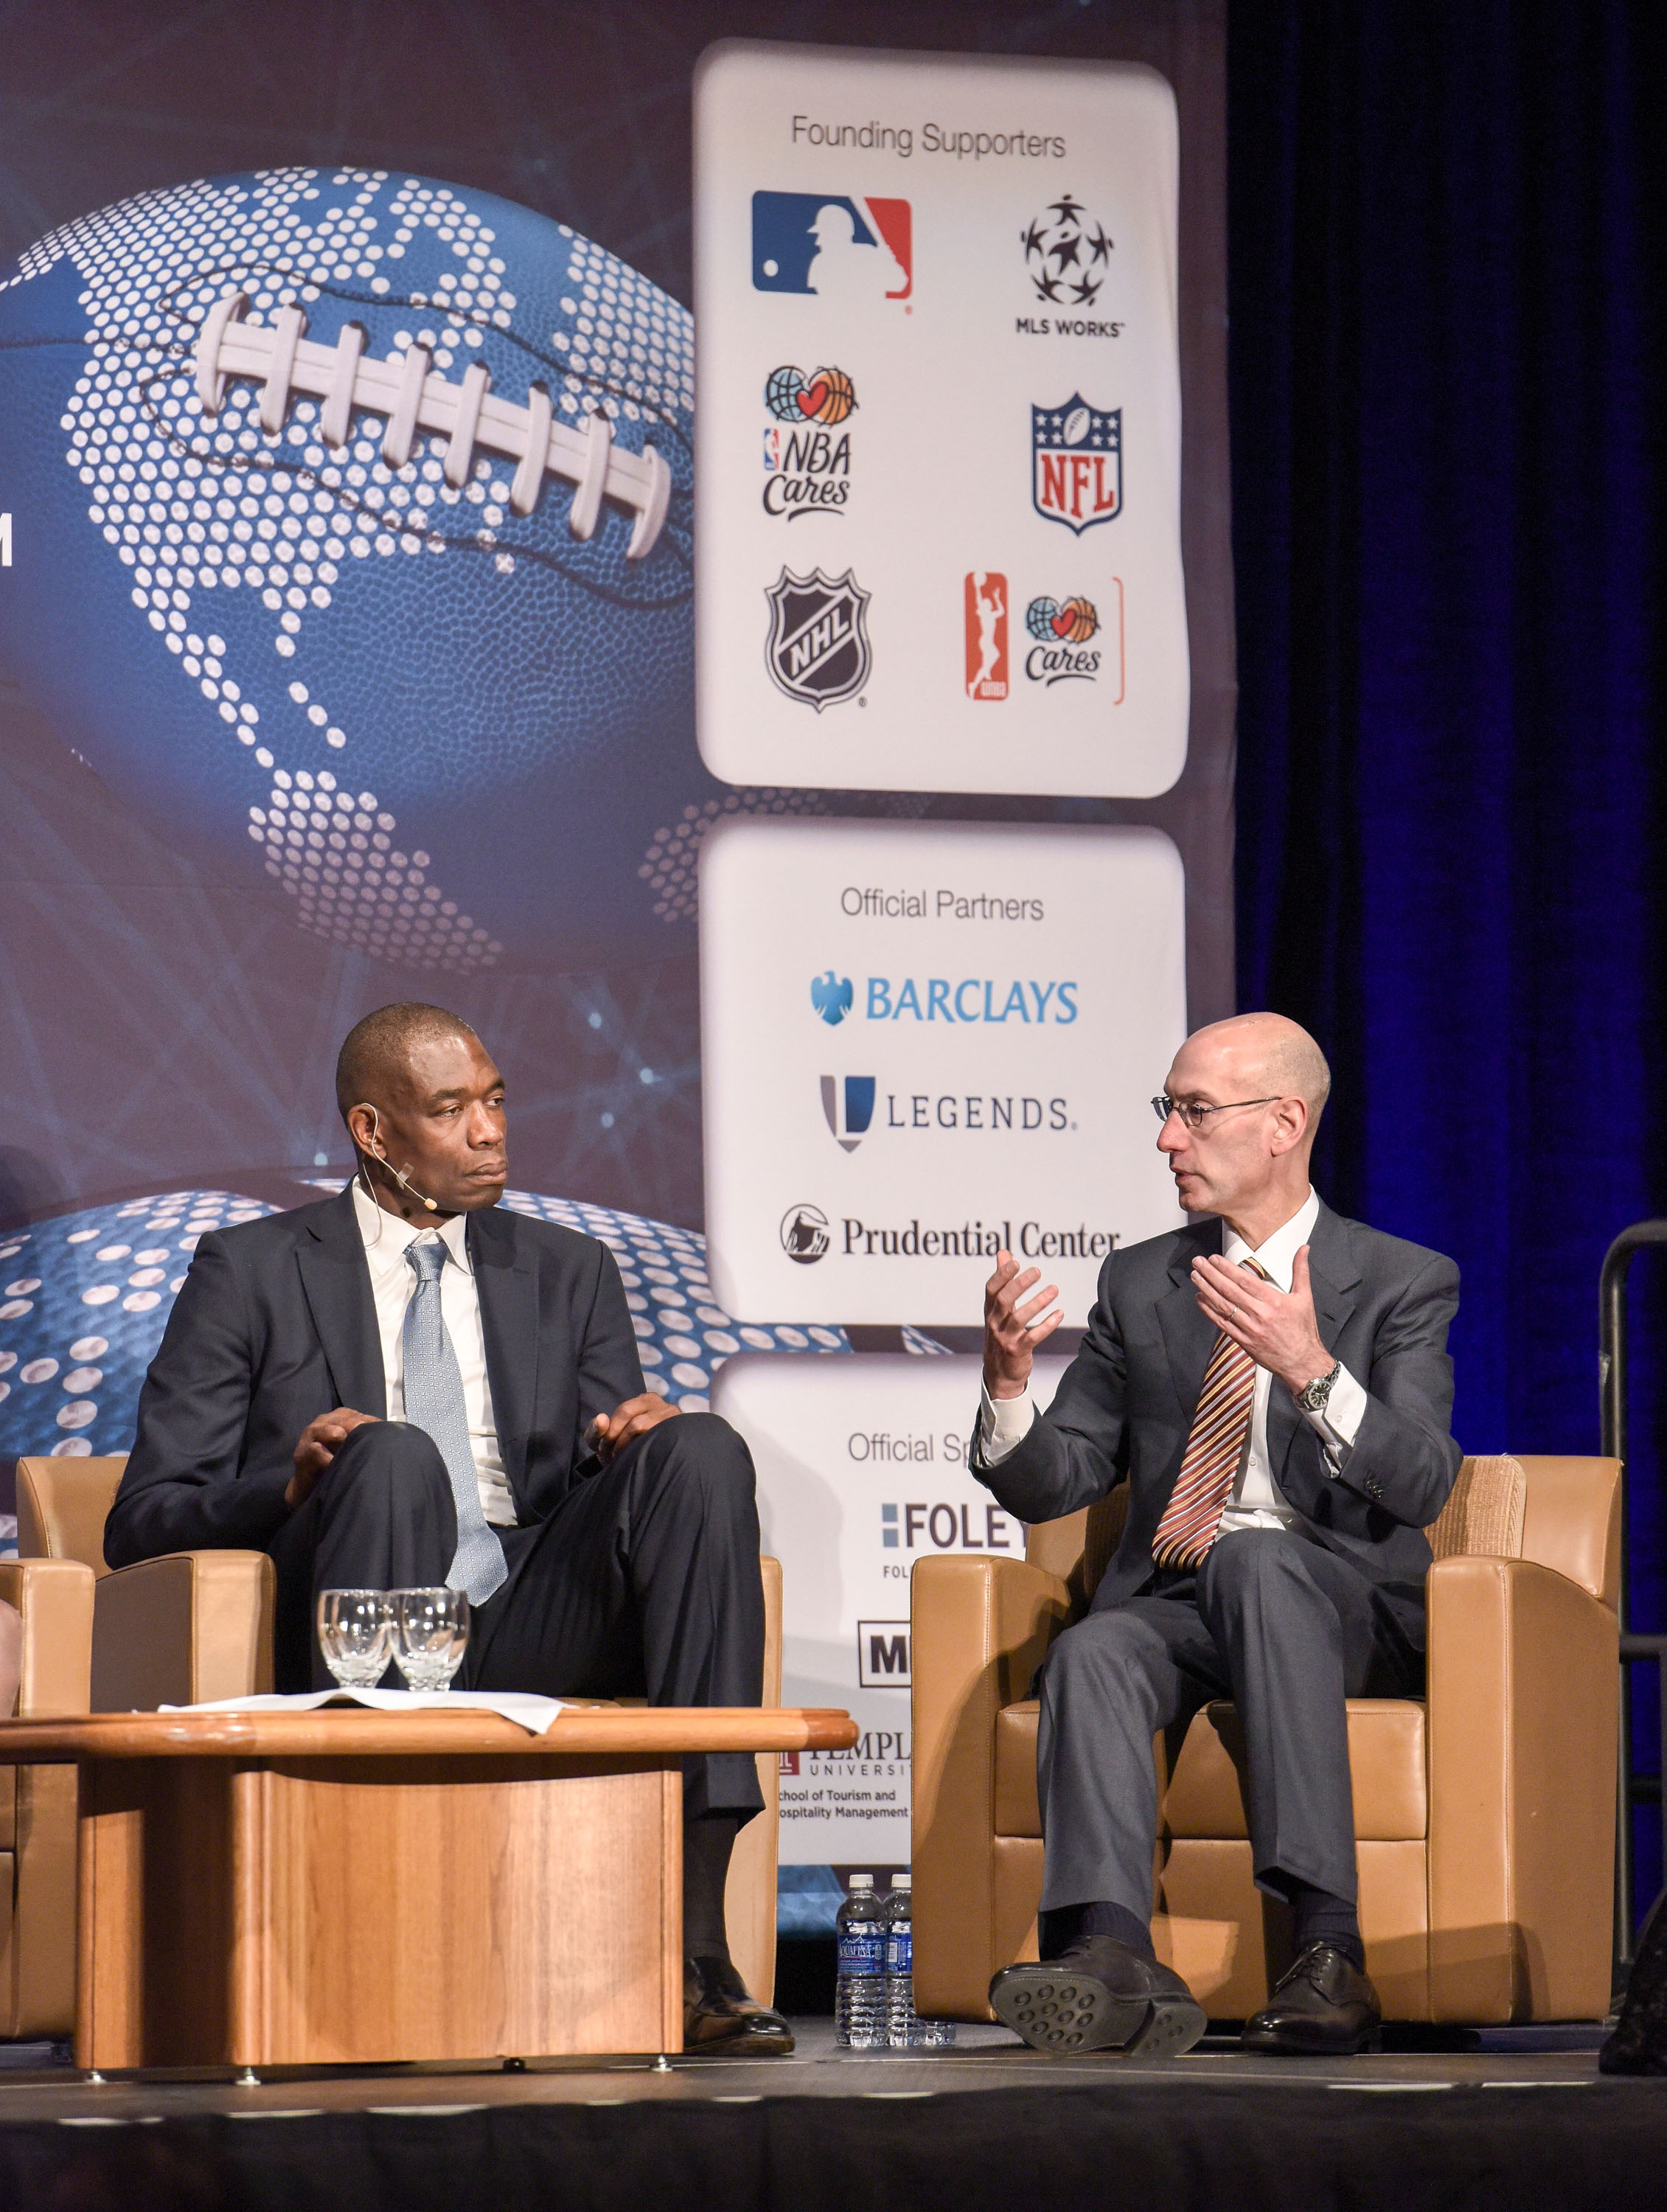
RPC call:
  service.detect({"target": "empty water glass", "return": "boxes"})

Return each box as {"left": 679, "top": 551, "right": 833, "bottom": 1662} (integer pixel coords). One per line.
{"left": 316, "top": 1589, "right": 394, "bottom": 1688}
{"left": 391, "top": 1586, "right": 470, "bottom": 1691}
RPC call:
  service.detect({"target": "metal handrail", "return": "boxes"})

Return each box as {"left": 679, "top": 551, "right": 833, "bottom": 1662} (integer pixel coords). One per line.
{"left": 1600, "top": 1220, "right": 1667, "bottom": 1970}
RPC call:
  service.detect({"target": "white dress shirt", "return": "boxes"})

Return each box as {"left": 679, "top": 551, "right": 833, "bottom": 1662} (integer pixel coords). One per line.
{"left": 980, "top": 1189, "right": 1368, "bottom": 1532}
{"left": 352, "top": 1179, "right": 514, "bottom": 1526}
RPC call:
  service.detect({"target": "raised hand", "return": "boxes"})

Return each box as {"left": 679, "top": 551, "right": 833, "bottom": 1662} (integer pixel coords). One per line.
{"left": 1190, "top": 1245, "right": 1334, "bottom": 1398}
{"left": 287, "top": 1408, "right": 380, "bottom": 1509}
{"left": 588, "top": 1391, "right": 681, "bottom": 1466}
{"left": 983, "top": 1249, "right": 1063, "bottom": 1399}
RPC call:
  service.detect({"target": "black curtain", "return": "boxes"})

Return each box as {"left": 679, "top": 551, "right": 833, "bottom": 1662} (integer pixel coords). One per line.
{"left": 1228, "top": 0, "right": 1667, "bottom": 1909}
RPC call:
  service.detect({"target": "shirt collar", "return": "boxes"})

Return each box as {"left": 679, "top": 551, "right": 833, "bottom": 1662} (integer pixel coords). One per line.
{"left": 351, "top": 1175, "right": 472, "bottom": 1281}
{"left": 1220, "top": 1187, "right": 1320, "bottom": 1293}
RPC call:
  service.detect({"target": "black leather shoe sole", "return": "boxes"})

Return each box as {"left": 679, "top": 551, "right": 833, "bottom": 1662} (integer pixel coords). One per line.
{"left": 990, "top": 1964, "right": 1206, "bottom": 2057}
{"left": 1242, "top": 2014, "right": 1381, "bottom": 2056}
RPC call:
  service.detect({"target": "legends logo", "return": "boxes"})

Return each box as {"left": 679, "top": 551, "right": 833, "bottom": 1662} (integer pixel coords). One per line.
{"left": 765, "top": 566, "right": 871, "bottom": 708}
{"left": 762, "top": 364, "right": 856, "bottom": 519}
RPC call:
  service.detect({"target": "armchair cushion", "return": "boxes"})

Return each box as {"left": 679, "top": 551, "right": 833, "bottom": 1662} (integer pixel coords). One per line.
{"left": 92, "top": 1551, "right": 276, "bottom": 1711}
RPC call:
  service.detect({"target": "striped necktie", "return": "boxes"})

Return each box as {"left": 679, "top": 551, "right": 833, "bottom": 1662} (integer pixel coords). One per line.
{"left": 1150, "top": 1258, "right": 1268, "bottom": 1571}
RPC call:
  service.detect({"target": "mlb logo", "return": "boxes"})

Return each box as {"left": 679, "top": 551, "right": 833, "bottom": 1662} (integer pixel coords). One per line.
{"left": 821, "top": 1074, "right": 877, "bottom": 1153}
{"left": 751, "top": 192, "right": 912, "bottom": 301}
{"left": 1032, "top": 395, "right": 1123, "bottom": 534}
{"left": 964, "top": 571, "right": 1009, "bottom": 700}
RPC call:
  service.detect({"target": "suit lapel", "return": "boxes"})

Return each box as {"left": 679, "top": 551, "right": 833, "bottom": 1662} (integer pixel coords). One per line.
{"left": 1156, "top": 1219, "right": 1225, "bottom": 1423}
{"left": 1267, "top": 1200, "right": 1363, "bottom": 1479}
{"left": 470, "top": 1205, "right": 537, "bottom": 1492}
{"left": 296, "top": 1189, "right": 386, "bottom": 1417}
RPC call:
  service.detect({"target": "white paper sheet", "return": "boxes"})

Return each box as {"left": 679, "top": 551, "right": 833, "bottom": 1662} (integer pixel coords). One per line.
{"left": 159, "top": 1688, "right": 565, "bottom": 1736}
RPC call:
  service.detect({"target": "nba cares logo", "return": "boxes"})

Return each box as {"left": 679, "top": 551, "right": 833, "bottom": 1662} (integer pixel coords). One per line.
{"left": 751, "top": 192, "right": 912, "bottom": 301}
{"left": 1032, "top": 396, "right": 1122, "bottom": 533}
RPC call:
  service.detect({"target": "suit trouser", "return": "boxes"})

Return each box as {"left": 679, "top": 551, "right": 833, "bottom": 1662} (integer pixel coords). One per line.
{"left": 268, "top": 1412, "right": 766, "bottom": 1820}
{"left": 1036, "top": 1526, "right": 1425, "bottom": 1916}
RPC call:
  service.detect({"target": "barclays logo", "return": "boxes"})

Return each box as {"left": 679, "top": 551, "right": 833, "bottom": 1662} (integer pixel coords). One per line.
{"left": 810, "top": 970, "right": 854, "bottom": 1026}
{"left": 821, "top": 1074, "right": 876, "bottom": 1152}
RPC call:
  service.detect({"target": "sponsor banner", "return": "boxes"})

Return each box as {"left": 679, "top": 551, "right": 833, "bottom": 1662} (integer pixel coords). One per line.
{"left": 700, "top": 815, "right": 1185, "bottom": 1324}
{"left": 713, "top": 1351, "right": 1069, "bottom": 1868}
{"left": 694, "top": 44, "right": 1187, "bottom": 797}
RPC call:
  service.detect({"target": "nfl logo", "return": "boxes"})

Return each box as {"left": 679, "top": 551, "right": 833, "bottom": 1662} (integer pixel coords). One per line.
{"left": 765, "top": 567, "right": 872, "bottom": 709}
{"left": 1032, "top": 396, "right": 1123, "bottom": 534}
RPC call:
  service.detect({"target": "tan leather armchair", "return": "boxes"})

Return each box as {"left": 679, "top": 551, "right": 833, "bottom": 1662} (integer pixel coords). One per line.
{"left": 0, "top": 1554, "right": 94, "bottom": 2037}
{"left": 14, "top": 1454, "right": 784, "bottom": 2005}
{"left": 912, "top": 1454, "right": 1621, "bottom": 2025}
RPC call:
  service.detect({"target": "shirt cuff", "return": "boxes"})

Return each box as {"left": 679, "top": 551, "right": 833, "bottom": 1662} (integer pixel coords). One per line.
{"left": 979, "top": 1380, "right": 1037, "bottom": 1466}
{"left": 1304, "top": 1363, "right": 1366, "bottom": 1464}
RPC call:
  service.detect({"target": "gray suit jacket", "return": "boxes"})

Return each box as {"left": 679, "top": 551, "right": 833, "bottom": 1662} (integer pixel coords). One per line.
{"left": 971, "top": 1202, "right": 1462, "bottom": 1611}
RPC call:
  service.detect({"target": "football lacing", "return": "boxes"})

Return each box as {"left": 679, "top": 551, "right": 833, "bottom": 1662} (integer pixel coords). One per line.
{"left": 193, "top": 290, "right": 671, "bottom": 560}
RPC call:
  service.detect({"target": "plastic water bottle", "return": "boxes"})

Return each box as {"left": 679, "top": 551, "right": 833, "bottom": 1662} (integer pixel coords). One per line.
{"left": 883, "top": 1874, "right": 956, "bottom": 2048}
{"left": 835, "top": 1872, "right": 887, "bottom": 2048}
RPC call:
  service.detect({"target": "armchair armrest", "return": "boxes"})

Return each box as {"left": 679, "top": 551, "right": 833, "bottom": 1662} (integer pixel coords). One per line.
{"left": 911, "top": 1554, "right": 1071, "bottom": 2017}
{"left": 0, "top": 1559, "right": 94, "bottom": 2037}
{"left": 92, "top": 1551, "right": 276, "bottom": 1711}
{"left": 1426, "top": 1553, "right": 1618, "bottom": 2023}
{"left": 0, "top": 1559, "right": 94, "bottom": 1718}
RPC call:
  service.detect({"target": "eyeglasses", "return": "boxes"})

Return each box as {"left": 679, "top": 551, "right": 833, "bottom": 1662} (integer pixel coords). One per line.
{"left": 1152, "top": 1094, "right": 1278, "bottom": 1132}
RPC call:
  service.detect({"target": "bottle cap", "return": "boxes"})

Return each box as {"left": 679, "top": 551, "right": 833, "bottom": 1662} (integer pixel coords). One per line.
{"left": 849, "top": 1872, "right": 873, "bottom": 1889}
{"left": 893, "top": 1873, "right": 911, "bottom": 1888}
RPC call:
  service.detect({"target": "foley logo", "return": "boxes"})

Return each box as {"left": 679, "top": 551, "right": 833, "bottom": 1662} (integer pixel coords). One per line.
{"left": 810, "top": 970, "right": 854, "bottom": 1026}
{"left": 765, "top": 567, "right": 871, "bottom": 709}
{"left": 780, "top": 1203, "right": 830, "bottom": 1263}
{"left": 964, "top": 571, "right": 1009, "bottom": 700}
{"left": 821, "top": 1075, "right": 877, "bottom": 1153}
{"left": 1032, "top": 396, "right": 1122, "bottom": 532}
{"left": 762, "top": 365, "right": 855, "bottom": 520}
{"left": 751, "top": 192, "right": 912, "bottom": 301}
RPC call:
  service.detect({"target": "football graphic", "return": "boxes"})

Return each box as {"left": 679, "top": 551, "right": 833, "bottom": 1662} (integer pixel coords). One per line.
{"left": 0, "top": 167, "right": 764, "bottom": 974}
{"left": 0, "top": 1188, "right": 854, "bottom": 1491}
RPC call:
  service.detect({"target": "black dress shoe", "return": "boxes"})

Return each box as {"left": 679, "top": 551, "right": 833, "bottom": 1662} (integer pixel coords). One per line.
{"left": 683, "top": 1954, "right": 796, "bottom": 2055}
{"left": 1242, "top": 1943, "right": 1382, "bottom": 2055}
{"left": 989, "top": 1937, "right": 1207, "bottom": 2057}
{"left": 1601, "top": 1895, "right": 1667, "bottom": 2074}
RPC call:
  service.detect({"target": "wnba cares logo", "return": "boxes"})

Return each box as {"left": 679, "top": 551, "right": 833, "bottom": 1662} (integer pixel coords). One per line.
{"left": 1025, "top": 594, "right": 1101, "bottom": 686}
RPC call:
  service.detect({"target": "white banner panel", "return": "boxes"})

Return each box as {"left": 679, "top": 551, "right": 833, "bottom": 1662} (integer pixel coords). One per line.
{"left": 716, "top": 1351, "right": 1068, "bottom": 1869}
{"left": 701, "top": 815, "right": 1184, "bottom": 1324}
{"left": 694, "top": 41, "right": 1186, "bottom": 797}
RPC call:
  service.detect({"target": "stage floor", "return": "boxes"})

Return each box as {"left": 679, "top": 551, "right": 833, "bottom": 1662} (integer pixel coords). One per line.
{"left": 0, "top": 2020, "right": 1660, "bottom": 2209}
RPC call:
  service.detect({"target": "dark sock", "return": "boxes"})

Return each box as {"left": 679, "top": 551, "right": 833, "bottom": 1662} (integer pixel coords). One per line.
{"left": 683, "top": 1812, "right": 744, "bottom": 1962}
{"left": 1039, "top": 1899, "right": 1155, "bottom": 1964}
{"left": 1287, "top": 1879, "right": 1364, "bottom": 1970}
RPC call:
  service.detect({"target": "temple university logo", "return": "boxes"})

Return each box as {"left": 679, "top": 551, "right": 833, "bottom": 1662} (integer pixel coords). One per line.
{"left": 1031, "top": 396, "right": 1122, "bottom": 533}
{"left": 964, "top": 571, "right": 1009, "bottom": 700}
{"left": 765, "top": 567, "right": 871, "bottom": 709}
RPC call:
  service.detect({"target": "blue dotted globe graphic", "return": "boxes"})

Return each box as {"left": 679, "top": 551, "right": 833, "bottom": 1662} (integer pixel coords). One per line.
{"left": 1026, "top": 597, "right": 1059, "bottom": 641}
{"left": 764, "top": 365, "right": 805, "bottom": 422}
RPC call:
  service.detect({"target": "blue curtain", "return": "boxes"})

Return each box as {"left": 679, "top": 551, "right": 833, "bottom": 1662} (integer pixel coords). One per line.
{"left": 1228, "top": 0, "right": 1666, "bottom": 1907}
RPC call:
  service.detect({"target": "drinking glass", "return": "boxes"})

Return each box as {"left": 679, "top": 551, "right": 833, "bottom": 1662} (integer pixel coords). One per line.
{"left": 316, "top": 1589, "right": 394, "bottom": 1688}
{"left": 391, "top": 1586, "right": 470, "bottom": 1691}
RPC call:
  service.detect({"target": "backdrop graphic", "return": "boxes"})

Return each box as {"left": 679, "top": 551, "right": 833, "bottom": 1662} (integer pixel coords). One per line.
{"left": 0, "top": 0, "right": 1231, "bottom": 1923}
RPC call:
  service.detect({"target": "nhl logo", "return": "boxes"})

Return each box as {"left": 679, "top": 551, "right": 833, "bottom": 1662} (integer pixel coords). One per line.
{"left": 1032, "top": 395, "right": 1122, "bottom": 533}
{"left": 765, "top": 567, "right": 872, "bottom": 709}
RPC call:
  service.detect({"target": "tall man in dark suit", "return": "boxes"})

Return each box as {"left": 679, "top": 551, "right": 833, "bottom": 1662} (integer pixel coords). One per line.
{"left": 978, "top": 1014, "right": 1461, "bottom": 2058}
{"left": 106, "top": 1001, "right": 791, "bottom": 2055}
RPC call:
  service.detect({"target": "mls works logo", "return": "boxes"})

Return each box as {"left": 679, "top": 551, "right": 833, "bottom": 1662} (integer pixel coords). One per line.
{"left": 810, "top": 970, "right": 854, "bottom": 1026}
{"left": 1025, "top": 594, "right": 1101, "bottom": 685}
{"left": 763, "top": 365, "right": 856, "bottom": 520}
{"left": 964, "top": 571, "right": 1009, "bottom": 700}
{"left": 1032, "top": 397, "right": 1122, "bottom": 532}
{"left": 765, "top": 568, "right": 871, "bottom": 709}
{"left": 780, "top": 1203, "right": 830, "bottom": 1264}
{"left": 1021, "top": 195, "right": 1113, "bottom": 307}
{"left": 751, "top": 192, "right": 912, "bottom": 301}
{"left": 821, "top": 1075, "right": 877, "bottom": 1152}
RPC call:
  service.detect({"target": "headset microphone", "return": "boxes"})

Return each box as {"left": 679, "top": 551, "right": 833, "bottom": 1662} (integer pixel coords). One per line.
{"left": 359, "top": 1107, "right": 439, "bottom": 1212}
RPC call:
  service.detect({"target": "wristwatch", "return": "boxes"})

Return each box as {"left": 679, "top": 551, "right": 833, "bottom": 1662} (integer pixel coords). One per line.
{"left": 1295, "top": 1360, "right": 1343, "bottom": 1416}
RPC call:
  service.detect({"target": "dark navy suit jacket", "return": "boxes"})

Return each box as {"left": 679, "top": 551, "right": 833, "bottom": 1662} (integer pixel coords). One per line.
{"left": 971, "top": 1202, "right": 1463, "bottom": 1610}
{"left": 105, "top": 1188, "right": 644, "bottom": 1567}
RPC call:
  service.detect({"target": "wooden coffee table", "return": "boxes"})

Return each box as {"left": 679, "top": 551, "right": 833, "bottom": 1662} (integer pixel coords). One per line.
{"left": 0, "top": 1705, "right": 856, "bottom": 2070}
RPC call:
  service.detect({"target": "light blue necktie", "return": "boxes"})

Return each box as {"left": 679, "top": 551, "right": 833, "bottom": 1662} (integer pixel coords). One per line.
{"left": 401, "top": 1239, "right": 507, "bottom": 1605}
